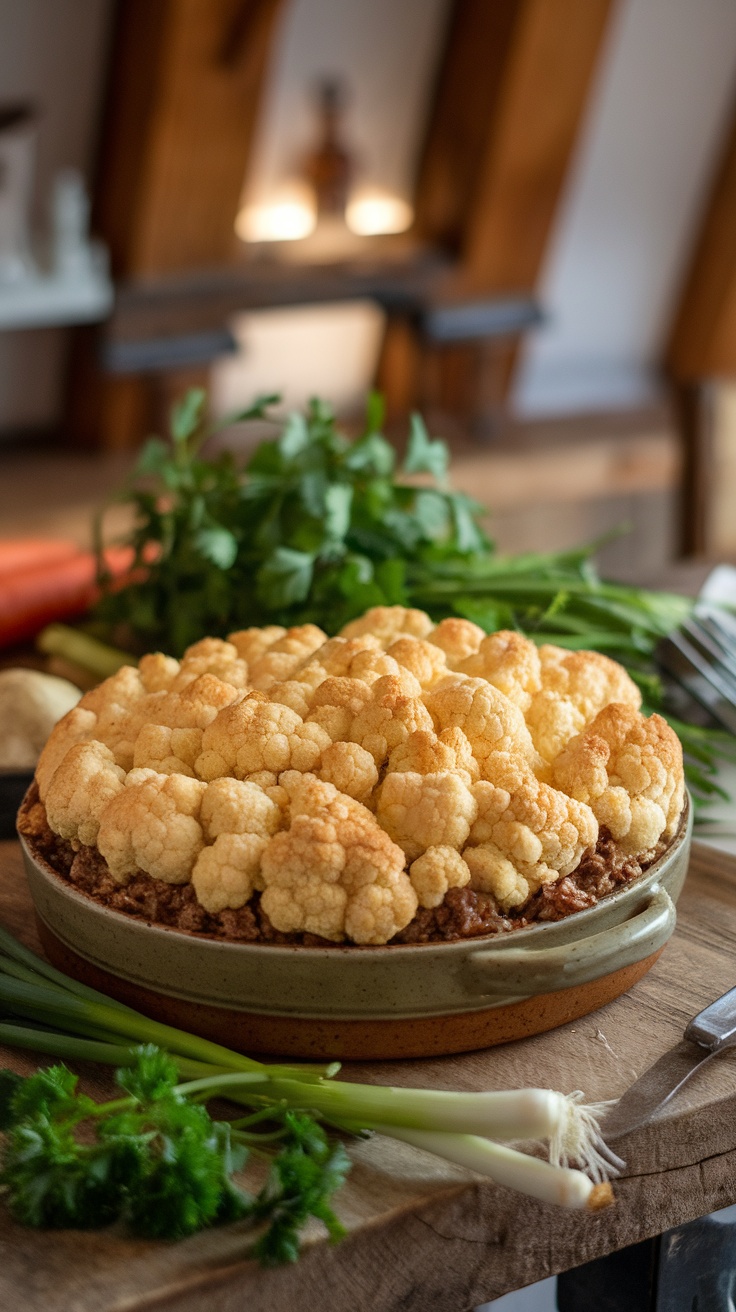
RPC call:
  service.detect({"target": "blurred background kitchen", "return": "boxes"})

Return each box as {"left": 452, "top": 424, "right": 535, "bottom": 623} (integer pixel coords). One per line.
{"left": 1, "top": 2, "right": 736, "bottom": 1307}
{"left": 1, "top": 0, "right": 735, "bottom": 586}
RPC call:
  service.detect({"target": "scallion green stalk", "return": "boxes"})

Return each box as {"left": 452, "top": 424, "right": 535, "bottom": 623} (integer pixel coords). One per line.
{"left": 370, "top": 1126, "right": 608, "bottom": 1209}
{"left": 0, "top": 928, "right": 618, "bottom": 1209}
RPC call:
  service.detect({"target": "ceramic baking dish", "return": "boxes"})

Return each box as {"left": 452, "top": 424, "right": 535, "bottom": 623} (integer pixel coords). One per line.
{"left": 19, "top": 793, "right": 693, "bottom": 1061}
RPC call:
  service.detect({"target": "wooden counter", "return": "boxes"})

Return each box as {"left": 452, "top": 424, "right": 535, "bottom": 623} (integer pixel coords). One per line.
{"left": 1, "top": 837, "right": 736, "bottom": 1312}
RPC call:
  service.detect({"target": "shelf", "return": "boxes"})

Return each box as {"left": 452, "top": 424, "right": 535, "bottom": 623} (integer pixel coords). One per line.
{"left": 0, "top": 247, "right": 113, "bottom": 330}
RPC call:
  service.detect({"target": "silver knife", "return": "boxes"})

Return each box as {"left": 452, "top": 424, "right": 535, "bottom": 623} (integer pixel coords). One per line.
{"left": 601, "top": 986, "right": 736, "bottom": 1141}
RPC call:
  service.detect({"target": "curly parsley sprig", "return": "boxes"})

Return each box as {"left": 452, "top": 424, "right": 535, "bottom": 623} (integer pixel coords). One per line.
{"left": 0, "top": 1045, "right": 349, "bottom": 1260}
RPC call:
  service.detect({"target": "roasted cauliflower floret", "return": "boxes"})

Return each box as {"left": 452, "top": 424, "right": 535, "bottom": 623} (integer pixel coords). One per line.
{"left": 463, "top": 846, "right": 530, "bottom": 910}
{"left": 227, "top": 625, "right": 286, "bottom": 664}
{"left": 527, "top": 645, "right": 641, "bottom": 763}
{"left": 424, "top": 677, "right": 538, "bottom": 777}
{"left": 247, "top": 625, "right": 327, "bottom": 690}
{"left": 458, "top": 630, "right": 541, "bottom": 711}
{"left": 318, "top": 740, "right": 378, "bottom": 803}
{"left": 466, "top": 755, "right": 598, "bottom": 907}
{"left": 79, "top": 665, "right": 149, "bottom": 771}
{"left": 97, "top": 772, "right": 206, "bottom": 884}
{"left": 303, "top": 636, "right": 380, "bottom": 678}
{"left": 132, "top": 675, "right": 240, "bottom": 775}
{"left": 138, "top": 653, "right": 180, "bottom": 693}
{"left": 171, "top": 638, "right": 250, "bottom": 691}
{"left": 427, "top": 617, "right": 485, "bottom": 666}
{"left": 191, "top": 833, "right": 269, "bottom": 913}
{"left": 409, "top": 846, "right": 470, "bottom": 909}
{"left": 132, "top": 725, "right": 202, "bottom": 777}
{"left": 386, "top": 727, "right": 479, "bottom": 784}
{"left": 195, "top": 693, "right": 330, "bottom": 781}
{"left": 552, "top": 703, "right": 684, "bottom": 858}
{"left": 200, "top": 777, "right": 282, "bottom": 841}
{"left": 306, "top": 676, "right": 374, "bottom": 742}
{"left": 36, "top": 705, "right": 98, "bottom": 800}
{"left": 340, "top": 605, "right": 433, "bottom": 647}
{"left": 44, "top": 741, "right": 126, "bottom": 847}
{"left": 260, "top": 777, "right": 416, "bottom": 943}
{"left": 376, "top": 770, "right": 478, "bottom": 861}
{"left": 386, "top": 637, "right": 448, "bottom": 689}
{"left": 348, "top": 674, "right": 434, "bottom": 766}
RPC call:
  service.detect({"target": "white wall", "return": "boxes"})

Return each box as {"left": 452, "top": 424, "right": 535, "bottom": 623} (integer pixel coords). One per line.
{"left": 514, "top": 0, "right": 736, "bottom": 417}
{"left": 0, "top": 0, "right": 114, "bottom": 432}
{"left": 242, "top": 0, "right": 450, "bottom": 212}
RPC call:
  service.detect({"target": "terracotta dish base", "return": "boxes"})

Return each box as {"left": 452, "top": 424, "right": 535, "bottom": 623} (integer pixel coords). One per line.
{"left": 36, "top": 918, "right": 663, "bottom": 1060}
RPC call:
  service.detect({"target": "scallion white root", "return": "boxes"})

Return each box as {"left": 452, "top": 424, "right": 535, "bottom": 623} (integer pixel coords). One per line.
{"left": 270, "top": 1080, "right": 619, "bottom": 1176}
{"left": 374, "top": 1127, "right": 608, "bottom": 1210}
{"left": 548, "top": 1091, "right": 625, "bottom": 1181}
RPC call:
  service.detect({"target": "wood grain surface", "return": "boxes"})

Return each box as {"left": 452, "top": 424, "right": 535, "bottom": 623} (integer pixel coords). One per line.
{"left": 1, "top": 837, "right": 736, "bottom": 1312}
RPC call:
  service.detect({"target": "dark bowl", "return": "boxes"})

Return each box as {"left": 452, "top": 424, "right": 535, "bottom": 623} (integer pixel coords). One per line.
{"left": 0, "top": 770, "right": 34, "bottom": 840}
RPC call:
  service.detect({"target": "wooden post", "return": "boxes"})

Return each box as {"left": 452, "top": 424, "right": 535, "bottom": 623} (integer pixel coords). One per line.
{"left": 666, "top": 90, "right": 736, "bottom": 555}
{"left": 66, "top": 0, "right": 287, "bottom": 449}
{"left": 410, "top": 0, "right": 615, "bottom": 432}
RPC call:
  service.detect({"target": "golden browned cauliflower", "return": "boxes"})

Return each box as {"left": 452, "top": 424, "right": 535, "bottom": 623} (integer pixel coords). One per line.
{"left": 465, "top": 755, "right": 599, "bottom": 909}
{"left": 348, "top": 674, "right": 434, "bottom": 766}
{"left": 44, "top": 741, "right": 125, "bottom": 847}
{"left": 195, "top": 693, "right": 330, "bottom": 781}
{"left": 170, "top": 638, "right": 250, "bottom": 691}
{"left": 191, "top": 834, "right": 269, "bottom": 913}
{"left": 339, "top": 605, "right": 434, "bottom": 646}
{"left": 36, "top": 604, "right": 685, "bottom": 946}
{"left": 97, "top": 771, "right": 206, "bottom": 884}
{"left": 409, "top": 846, "right": 471, "bottom": 908}
{"left": 427, "top": 617, "right": 485, "bottom": 666}
{"left": 387, "top": 727, "right": 479, "bottom": 784}
{"left": 259, "top": 774, "right": 417, "bottom": 943}
{"left": 376, "top": 769, "right": 478, "bottom": 861}
{"left": 246, "top": 624, "right": 327, "bottom": 690}
{"left": 457, "top": 631, "right": 541, "bottom": 711}
{"left": 526, "top": 644, "right": 641, "bottom": 763}
{"left": 36, "top": 705, "right": 98, "bottom": 800}
{"left": 424, "top": 676, "right": 538, "bottom": 776}
{"left": 552, "top": 703, "right": 685, "bottom": 858}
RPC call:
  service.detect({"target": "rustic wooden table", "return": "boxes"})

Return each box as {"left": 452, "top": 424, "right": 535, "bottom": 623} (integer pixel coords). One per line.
{"left": 1, "top": 837, "right": 736, "bottom": 1312}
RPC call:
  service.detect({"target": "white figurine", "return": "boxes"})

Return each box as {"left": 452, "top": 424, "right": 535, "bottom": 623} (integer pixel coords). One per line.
{"left": 51, "top": 168, "right": 94, "bottom": 281}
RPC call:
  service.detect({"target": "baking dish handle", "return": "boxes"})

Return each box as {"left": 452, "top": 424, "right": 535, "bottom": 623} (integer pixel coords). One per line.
{"left": 465, "top": 885, "right": 676, "bottom": 998}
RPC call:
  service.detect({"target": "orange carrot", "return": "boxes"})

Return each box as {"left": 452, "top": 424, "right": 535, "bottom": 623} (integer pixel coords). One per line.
{"left": 0, "top": 538, "right": 80, "bottom": 579}
{"left": 0, "top": 547, "right": 135, "bottom": 648}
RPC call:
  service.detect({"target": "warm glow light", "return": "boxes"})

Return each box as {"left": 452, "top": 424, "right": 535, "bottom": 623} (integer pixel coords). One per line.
{"left": 345, "top": 192, "right": 414, "bottom": 236}
{"left": 235, "top": 189, "right": 316, "bottom": 243}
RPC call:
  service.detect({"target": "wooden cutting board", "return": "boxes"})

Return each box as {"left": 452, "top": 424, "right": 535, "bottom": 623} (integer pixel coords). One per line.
{"left": 1, "top": 837, "right": 736, "bottom": 1312}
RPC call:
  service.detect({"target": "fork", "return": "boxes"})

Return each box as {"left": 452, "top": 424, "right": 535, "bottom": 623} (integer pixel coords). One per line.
{"left": 657, "top": 567, "right": 736, "bottom": 735}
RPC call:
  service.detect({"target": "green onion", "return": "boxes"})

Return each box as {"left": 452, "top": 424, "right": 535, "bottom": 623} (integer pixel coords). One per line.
{"left": 36, "top": 625, "right": 135, "bottom": 679}
{"left": 0, "top": 926, "right": 618, "bottom": 1210}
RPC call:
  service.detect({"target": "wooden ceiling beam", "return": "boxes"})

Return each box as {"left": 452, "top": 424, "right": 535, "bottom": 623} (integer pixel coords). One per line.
{"left": 67, "top": 0, "right": 287, "bottom": 448}
{"left": 94, "top": 0, "right": 287, "bottom": 277}
{"left": 665, "top": 92, "right": 736, "bottom": 555}
{"left": 409, "top": 0, "right": 614, "bottom": 433}
{"left": 667, "top": 91, "right": 736, "bottom": 381}
{"left": 415, "top": 0, "right": 615, "bottom": 294}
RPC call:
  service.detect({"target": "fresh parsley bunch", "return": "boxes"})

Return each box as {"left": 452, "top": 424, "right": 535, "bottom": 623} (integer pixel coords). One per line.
{"left": 91, "top": 388, "right": 736, "bottom": 809}
{"left": 94, "top": 390, "right": 488, "bottom": 654}
{"left": 0, "top": 1046, "right": 348, "bottom": 1261}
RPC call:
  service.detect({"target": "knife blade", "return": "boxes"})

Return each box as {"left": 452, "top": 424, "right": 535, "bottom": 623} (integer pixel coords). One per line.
{"left": 600, "top": 985, "right": 736, "bottom": 1141}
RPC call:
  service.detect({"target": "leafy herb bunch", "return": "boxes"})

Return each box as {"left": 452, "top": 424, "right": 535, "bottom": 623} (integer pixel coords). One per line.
{"left": 95, "top": 390, "right": 487, "bottom": 655}
{"left": 0, "top": 1045, "right": 349, "bottom": 1263}
{"left": 93, "top": 388, "right": 736, "bottom": 807}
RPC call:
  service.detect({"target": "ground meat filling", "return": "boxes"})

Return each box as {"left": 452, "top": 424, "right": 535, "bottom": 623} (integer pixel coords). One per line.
{"left": 18, "top": 788, "right": 667, "bottom": 946}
